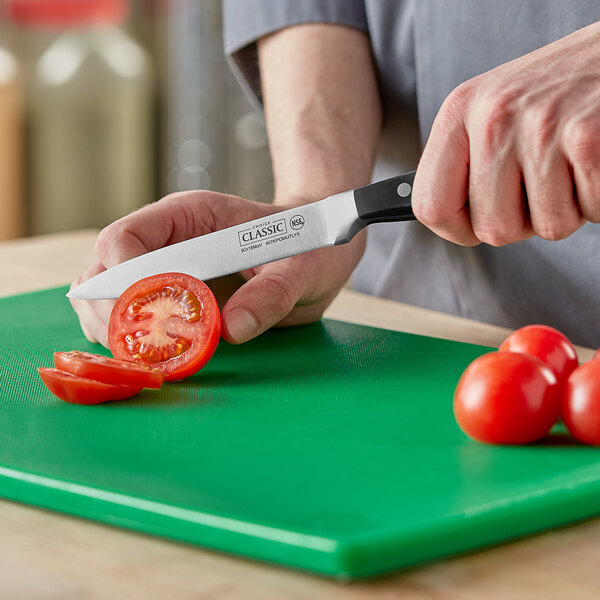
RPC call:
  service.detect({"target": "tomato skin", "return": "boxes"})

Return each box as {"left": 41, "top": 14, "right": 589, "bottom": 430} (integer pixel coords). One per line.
{"left": 499, "top": 325, "right": 578, "bottom": 387}
{"left": 108, "top": 273, "right": 221, "bottom": 381}
{"left": 562, "top": 361, "right": 600, "bottom": 445}
{"left": 38, "top": 368, "right": 142, "bottom": 405}
{"left": 54, "top": 351, "right": 164, "bottom": 389}
{"left": 454, "top": 352, "right": 560, "bottom": 445}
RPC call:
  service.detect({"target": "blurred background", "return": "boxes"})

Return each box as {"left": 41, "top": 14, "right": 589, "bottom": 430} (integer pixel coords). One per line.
{"left": 0, "top": 0, "right": 274, "bottom": 240}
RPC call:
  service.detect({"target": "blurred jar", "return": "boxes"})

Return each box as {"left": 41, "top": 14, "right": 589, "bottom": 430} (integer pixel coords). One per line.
{"left": 0, "top": 41, "right": 24, "bottom": 240}
{"left": 8, "top": 0, "right": 154, "bottom": 235}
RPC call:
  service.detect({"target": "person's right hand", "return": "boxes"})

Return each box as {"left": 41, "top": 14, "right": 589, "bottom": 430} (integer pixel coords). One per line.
{"left": 70, "top": 190, "right": 366, "bottom": 348}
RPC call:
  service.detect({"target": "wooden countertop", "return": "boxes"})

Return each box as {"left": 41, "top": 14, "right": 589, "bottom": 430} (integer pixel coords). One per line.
{"left": 0, "top": 230, "right": 597, "bottom": 599}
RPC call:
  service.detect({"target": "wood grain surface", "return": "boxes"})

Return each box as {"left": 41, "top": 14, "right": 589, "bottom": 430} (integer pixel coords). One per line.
{"left": 0, "top": 230, "right": 597, "bottom": 599}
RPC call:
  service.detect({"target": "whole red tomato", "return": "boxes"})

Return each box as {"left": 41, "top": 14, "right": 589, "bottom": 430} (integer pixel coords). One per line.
{"left": 454, "top": 352, "right": 560, "bottom": 444}
{"left": 562, "top": 361, "right": 600, "bottom": 445}
{"left": 499, "top": 325, "right": 578, "bottom": 387}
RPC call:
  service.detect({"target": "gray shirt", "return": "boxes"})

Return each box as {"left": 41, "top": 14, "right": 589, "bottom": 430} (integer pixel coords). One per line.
{"left": 223, "top": 0, "right": 600, "bottom": 347}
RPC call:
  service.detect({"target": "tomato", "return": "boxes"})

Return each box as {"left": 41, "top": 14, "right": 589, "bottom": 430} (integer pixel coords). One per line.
{"left": 454, "top": 351, "right": 560, "bottom": 444}
{"left": 499, "top": 324, "right": 578, "bottom": 387}
{"left": 108, "top": 273, "right": 221, "bottom": 381}
{"left": 562, "top": 361, "right": 600, "bottom": 445}
{"left": 38, "top": 368, "right": 142, "bottom": 405}
{"left": 54, "top": 351, "right": 164, "bottom": 389}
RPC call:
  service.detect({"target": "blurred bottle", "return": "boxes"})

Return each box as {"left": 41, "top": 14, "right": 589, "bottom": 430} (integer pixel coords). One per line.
{"left": 167, "top": 0, "right": 273, "bottom": 202}
{"left": 8, "top": 0, "right": 154, "bottom": 235}
{"left": 0, "top": 35, "right": 24, "bottom": 240}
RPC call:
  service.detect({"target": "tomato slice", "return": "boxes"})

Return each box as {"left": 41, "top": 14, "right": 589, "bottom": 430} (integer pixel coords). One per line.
{"left": 108, "top": 273, "right": 221, "bottom": 381}
{"left": 54, "top": 351, "right": 164, "bottom": 389}
{"left": 38, "top": 368, "right": 142, "bottom": 405}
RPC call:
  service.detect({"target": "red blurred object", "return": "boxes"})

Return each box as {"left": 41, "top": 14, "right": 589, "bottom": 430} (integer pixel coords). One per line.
{"left": 7, "top": 0, "right": 128, "bottom": 27}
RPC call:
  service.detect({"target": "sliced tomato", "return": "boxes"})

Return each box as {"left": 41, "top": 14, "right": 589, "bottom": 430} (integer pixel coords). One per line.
{"left": 54, "top": 351, "right": 164, "bottom": 389}
{"left": 38, "top": 368, "right": 142, "bottom": 405}
{"left": 108, "top": 273, "right": 221, "bottom": 381}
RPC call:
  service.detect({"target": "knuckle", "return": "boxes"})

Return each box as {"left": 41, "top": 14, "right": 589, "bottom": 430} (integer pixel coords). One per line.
{"left": 94, "top": 219, "right": 143, "bottom": 266}
{"left": 257, "top": 272, "right": 298, "bottom": 319}
{"left": 412, "top": 192, "right": 446, "bottom": 230}
{"left": 472, "top": 224, "right": 513, "bottom": 247}
{"left": 444, "top": 83, "right": 469, "bottom": 113}
{"left": 437, "top": 81, "right": 474, "bottom": 125}
{"left": 563, "top": 117, "right": 600, "bottom": 171}
{"left": 580, "top": 202, "right": 600, "bottom": 223}
{"left": 160, "top": 192, "right": 184, "bottom": 204}
{"left": 534, "top": 220, "right": 575, "bottom": 242}
{"left": 523, "top": 102, "right": 558, "bottom": 153}
{"left": 476, "top": 90, "right": 520, "bottom": 151}
{"left": 94, "top": 223, "right": 119, "bottom": 259}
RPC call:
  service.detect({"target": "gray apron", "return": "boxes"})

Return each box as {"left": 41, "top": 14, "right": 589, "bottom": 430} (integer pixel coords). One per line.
{"left": 224, "top": 0, "right": 600, "bottom": 346}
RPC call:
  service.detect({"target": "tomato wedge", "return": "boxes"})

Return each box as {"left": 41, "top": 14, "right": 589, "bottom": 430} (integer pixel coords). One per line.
{"left": 108, "top": 273, "right": 221, "bottom": 381}
{"left": 54, "top": 351, "right": 164, "bottom": 389}
{"left": 38, "top": 368, "right": 142, "bottom": 405}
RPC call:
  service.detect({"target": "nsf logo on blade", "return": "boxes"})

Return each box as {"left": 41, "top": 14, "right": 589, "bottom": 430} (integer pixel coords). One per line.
{"left": 289, "top": 215, "right": 305, "bottom": 230}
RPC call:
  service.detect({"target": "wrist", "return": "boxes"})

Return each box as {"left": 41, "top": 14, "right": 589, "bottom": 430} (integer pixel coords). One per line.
{"left": 273, "top": 167, "right": 374, "bottom": 206}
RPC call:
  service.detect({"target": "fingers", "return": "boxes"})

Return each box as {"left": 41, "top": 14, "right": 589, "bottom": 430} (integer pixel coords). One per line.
{"left": 417, "top": 81, "right": 592, "bottom": 246}
{"left": 562, "top": 114, "right": 600, "bottom": 224}
{"left": 221, "top": 263, "right": 305, "bottom": 344}
{"left": 69, "top": 263, "right": 114, "bottom": 348}
{"left": 412, "top": 83, "right": 480, "bottom": 246}
{"left": 96, "top": 191, "right": 262, "bottom": 269}
{"left": 95, "top": 201, "right": 175, "bottom": 268}
{"left": 468, "top": 158, "right": 531, "bottom": 246}
{"left": 466, "top": 93, "right": 532, "bottom": 246}
{"left": 522, "top": 153, "right": 583, "bottom": 241}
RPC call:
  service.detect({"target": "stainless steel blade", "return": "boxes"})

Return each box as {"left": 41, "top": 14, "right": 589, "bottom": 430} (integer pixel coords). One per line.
{"left": 67, "top": 191, "right": 359, "bottom": 300}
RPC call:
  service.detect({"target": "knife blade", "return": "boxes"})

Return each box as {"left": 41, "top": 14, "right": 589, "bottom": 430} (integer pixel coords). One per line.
{"left": 67, "top": 172, "right": 416, "bottom": 300}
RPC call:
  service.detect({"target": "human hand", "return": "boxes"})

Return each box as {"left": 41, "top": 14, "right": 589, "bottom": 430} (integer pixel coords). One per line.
{"left": 70, "top": 191, "right": 366, "bottom": 347}
{"left": 413, "top": 21, "right": 600, "bottom": 246}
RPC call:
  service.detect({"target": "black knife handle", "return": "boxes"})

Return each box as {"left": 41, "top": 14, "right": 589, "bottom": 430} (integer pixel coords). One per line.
{"left": 354, "top": 172, "right": 416, "bottom": 226}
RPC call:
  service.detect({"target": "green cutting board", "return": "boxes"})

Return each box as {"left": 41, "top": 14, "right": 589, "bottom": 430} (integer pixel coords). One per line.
{"left": 1, "top": 286, "right": 599, "bottom": 579}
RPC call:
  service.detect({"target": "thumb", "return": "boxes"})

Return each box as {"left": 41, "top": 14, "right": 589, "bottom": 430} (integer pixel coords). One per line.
{"left": 221, "top": 265, "right": 303, "bottom": 344}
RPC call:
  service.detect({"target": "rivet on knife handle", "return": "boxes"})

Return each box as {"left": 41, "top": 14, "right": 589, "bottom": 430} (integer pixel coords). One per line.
{"left": 353, "top": 171, "right": 416, "bottom": 227}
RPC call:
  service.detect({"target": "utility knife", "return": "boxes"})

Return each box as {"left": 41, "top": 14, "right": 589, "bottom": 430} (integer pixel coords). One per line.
{"left": 68, "top": 172, "right": 416, "bottom": 300}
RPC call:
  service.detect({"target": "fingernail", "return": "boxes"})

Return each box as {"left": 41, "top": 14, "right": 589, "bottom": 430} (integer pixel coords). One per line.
{"left": 226, "top": 308, "right": 259, "bottom": 343}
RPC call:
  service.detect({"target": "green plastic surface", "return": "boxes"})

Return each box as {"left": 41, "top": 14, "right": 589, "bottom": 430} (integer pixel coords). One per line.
{"left": 1, "top": 287, "right": 600, "bottom": 579}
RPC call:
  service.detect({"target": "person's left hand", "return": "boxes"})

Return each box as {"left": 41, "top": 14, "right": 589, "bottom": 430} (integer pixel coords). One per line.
{"left": 69, "top": 190, "right": 366, "bottom": 348}
{"left": 412, "top": 21, "right": 600, "bottom": 246}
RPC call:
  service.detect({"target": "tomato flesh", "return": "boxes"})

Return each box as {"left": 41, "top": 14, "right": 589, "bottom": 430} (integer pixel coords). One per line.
{"left": 454, "top": 351, "right": 560, "bottom": 444}
{"left": 54, "top": 351, "right": 164, "bottom": 389}
{"left": 38, "top": 368, "right": 142, "bottom": 405}
{"left": 562, "top": 361, "right": 600, "bottom": 445}
{"left": 499, "top": 324, "right": 578, "bottom": 387}
{"left": 108, "top": 273, "right": 221, "bottom": 381}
